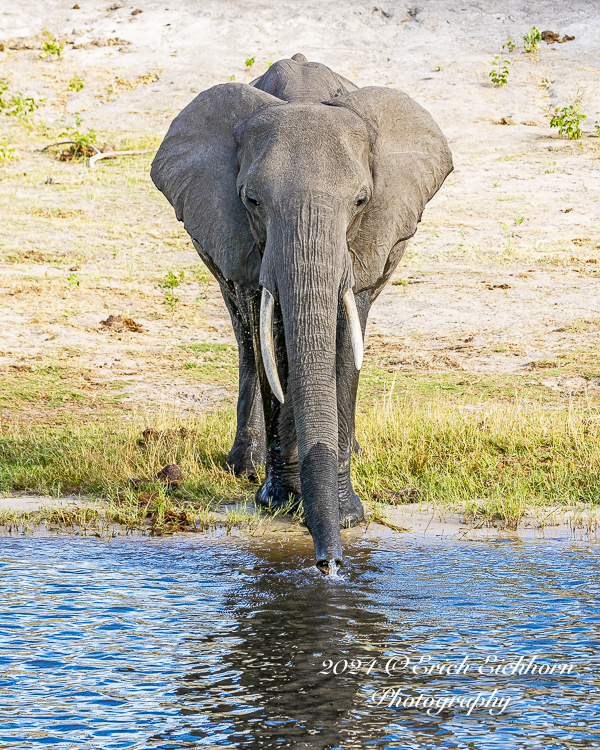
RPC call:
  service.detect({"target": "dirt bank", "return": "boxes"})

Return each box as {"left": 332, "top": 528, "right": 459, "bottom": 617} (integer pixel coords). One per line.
{"left": 0, "top": 0, "right": 599, "bottom": 420}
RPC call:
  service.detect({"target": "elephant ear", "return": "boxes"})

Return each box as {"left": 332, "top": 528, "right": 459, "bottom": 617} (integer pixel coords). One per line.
{"left": 151, "top": 83, "right": 282, "bottom": 285}
{"left": 326, "top": 87, "right": 453, "bottom": 292}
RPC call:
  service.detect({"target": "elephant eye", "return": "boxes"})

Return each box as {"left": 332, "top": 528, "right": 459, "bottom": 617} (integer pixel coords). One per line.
{"left": 355, "top": 196, "right": 367, "bottom": 206}
{"left": 243, "top": 187, "right": 260, "bottom": 207}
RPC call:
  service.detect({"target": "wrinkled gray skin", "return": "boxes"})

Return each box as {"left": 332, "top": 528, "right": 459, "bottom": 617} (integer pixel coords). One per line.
{"left": 151, "top": 54, "right": 453, "bottom": 572}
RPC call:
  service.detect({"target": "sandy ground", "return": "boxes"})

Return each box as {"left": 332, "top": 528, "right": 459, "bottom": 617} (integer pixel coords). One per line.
{"left": 1, "top": 1, "right": 599, "bottom": 413}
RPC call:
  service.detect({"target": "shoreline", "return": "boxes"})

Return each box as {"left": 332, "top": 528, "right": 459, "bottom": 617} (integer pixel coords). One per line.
{"left": 1, "top": 494, "right": 598, "bottom": 542}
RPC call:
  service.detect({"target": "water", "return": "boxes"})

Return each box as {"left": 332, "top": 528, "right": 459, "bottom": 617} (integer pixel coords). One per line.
{"left": 1, "top": 531, "right": 600, "bottom": 749}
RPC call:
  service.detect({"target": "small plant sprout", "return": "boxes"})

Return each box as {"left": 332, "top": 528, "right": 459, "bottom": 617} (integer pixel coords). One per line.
{"left": 0, "top": 78, "right": 41, "bottom": 121}
{"left": 490, "top": 57, "right": 510, "bottom": 87}
{"left": 595, "top": 113, "right": 600, "bottom": 136}
{"left": 433, "top": 65, "right": 441, "bottom": 72}
{"left": 192, "top": 265, "right": 210, "bottom": 302}
{"left": 245, "top": 56, "right": 256, "bottom": 69}
{"left": 69, "top": 75, "right": 84, "bottom": 91}
{"left": 522, "top": 26, "right": 542, "bottom": 53}
{"left": 39, "top": 30, "right": 64, "bottom": 59}
{"left": 229, "top": 74, "right": 235, "bottom": 81}
{"left": 502, "top": 38, "right": 517, "bottom": 51}
{"left": 157, "top": 269, "right": 185, "bottom": 309}
{"left": 266, "top": 61, "right": 273, "bottom": 68}
{"left": 0, "top": 139, "right": 15, "bottom": 163}
{"left": 59, "top": 113, "right": 97, "bottom": 155}
{"left": 515, "top": 215, "right": 525, "bottom": 225}
{"left": 549, "top": 96, "right": 587, "bottom": 140}
{"left": 67, "top": 273, "right": 80, "bottom": 287}
{"left": 542, "top": 78, "right": 551, "bottom": 89}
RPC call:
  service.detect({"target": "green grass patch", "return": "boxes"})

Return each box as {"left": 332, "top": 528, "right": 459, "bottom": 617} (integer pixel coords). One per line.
{"left": 179, "top": 343, "right": 238, "bottom": 385}
{"left": 0, "top": 365, "right": 125, "bottom": 410}
{"left": 0, "top": 407, "right": 251, "bottom": 503}
{"left": 1, "top": 389, "right": 599, "bottom": 533}
{"left": 354, "top": 395, "right": 600, "bottom": 527}
{"left": 0, "top": 366, "right": 86, "bottom": 408}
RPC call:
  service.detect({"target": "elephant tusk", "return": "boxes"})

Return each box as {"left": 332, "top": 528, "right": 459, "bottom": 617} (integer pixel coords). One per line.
{"left": 259, "top": 287, "right": 285, "bottom": 404}
{"left": 342, "top": 288, "right": 364, "bottom": 371}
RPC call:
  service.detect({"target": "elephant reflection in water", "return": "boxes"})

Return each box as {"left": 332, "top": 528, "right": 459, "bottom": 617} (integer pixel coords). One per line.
{"left": 156, "top": 541, "right": 468, "bottom": 748}
{"left": 172, "top": 542, "right": 390, "bottom": 748}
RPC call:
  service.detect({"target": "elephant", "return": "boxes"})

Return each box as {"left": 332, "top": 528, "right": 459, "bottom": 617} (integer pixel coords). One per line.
{"left": 151, "top": 54, "right": 453, "bottom": 572}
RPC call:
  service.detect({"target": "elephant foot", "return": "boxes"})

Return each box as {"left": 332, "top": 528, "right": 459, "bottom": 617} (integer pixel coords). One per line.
{"left": 225, "top": 437, "right": 265, "bottom": 481}
{"left": 339, "top": 480, "right": 365, "bottom": 529}
{"left": 338, "top": 465, "right": 365, "bottom": 529}
{"left": 256, "top": 475, "right": 302, "bottom": 512}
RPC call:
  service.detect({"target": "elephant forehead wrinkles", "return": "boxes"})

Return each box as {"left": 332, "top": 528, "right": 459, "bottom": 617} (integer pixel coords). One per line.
{"left": 238, "top": 105, "right": 371, "bottom": 196}
{"left": 239, "top": 104, "right": 369, "bottom": 161}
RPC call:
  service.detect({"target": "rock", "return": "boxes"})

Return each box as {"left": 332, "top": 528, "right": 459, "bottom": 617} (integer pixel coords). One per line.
{"left": 156, "top": 464, "right": 183, "bottom": 486}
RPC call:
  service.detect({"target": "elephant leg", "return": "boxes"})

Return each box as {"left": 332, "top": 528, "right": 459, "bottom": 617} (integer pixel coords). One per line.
{"left": 242, "top": 289, "right": 302, "bottom": 511}
{"left": 336, "top": 289, "right": 371, "bottom": 528}
{"left": 220, "top": 283, "right": 266, "bottom": 479}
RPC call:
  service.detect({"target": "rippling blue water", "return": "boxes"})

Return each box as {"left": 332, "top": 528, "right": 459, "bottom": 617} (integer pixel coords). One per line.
{"left": 1, "top": 532, "right": 600, "bottom": 749}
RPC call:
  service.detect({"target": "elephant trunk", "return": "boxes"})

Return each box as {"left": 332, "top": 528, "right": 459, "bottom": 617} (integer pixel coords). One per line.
{"left": 260, "top": 203, "right": 354, "bottom": 570}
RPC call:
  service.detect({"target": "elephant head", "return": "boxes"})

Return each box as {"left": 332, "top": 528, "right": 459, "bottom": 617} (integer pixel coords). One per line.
{"left": 151, "top": 75, "right": 452, "bottom": 568}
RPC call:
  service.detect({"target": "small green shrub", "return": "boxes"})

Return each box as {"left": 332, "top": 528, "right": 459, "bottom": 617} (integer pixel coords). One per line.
{"left": 523, "top": 26, "right": 542, "bottom": 52}
{"left": 549, "top": 100, "right": 586, "bottom": 140}
{"left": 0, "top": 139, "right": 15, "bottom": 163}
{"left": 59, "top": 114, "right": 97, "bottom": 155}
{"left": 502, "top": 38, "right": 517, "bottom": 51}
{"left": 245, "top": 56, "right": 255, "bottom": 69}
{"left": 69, "top": 75, "right": 85, "bottom": 91}
{"left": 157, "top": 269, "right": 185, "bottom": 308}
{"left": 39, "top": 30, "right": 64, "bottom": 59}
{"left": 0, "top": 78, "right": 41, "bottom": 120}
{"left": 490, "top": 57, "right": 510, "bottom": 87}
{"left": 191, "top": 265, "right": 210, "bottom": 303}
{"left": 67, "top": 273, "right": 80, "bottom": 287}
